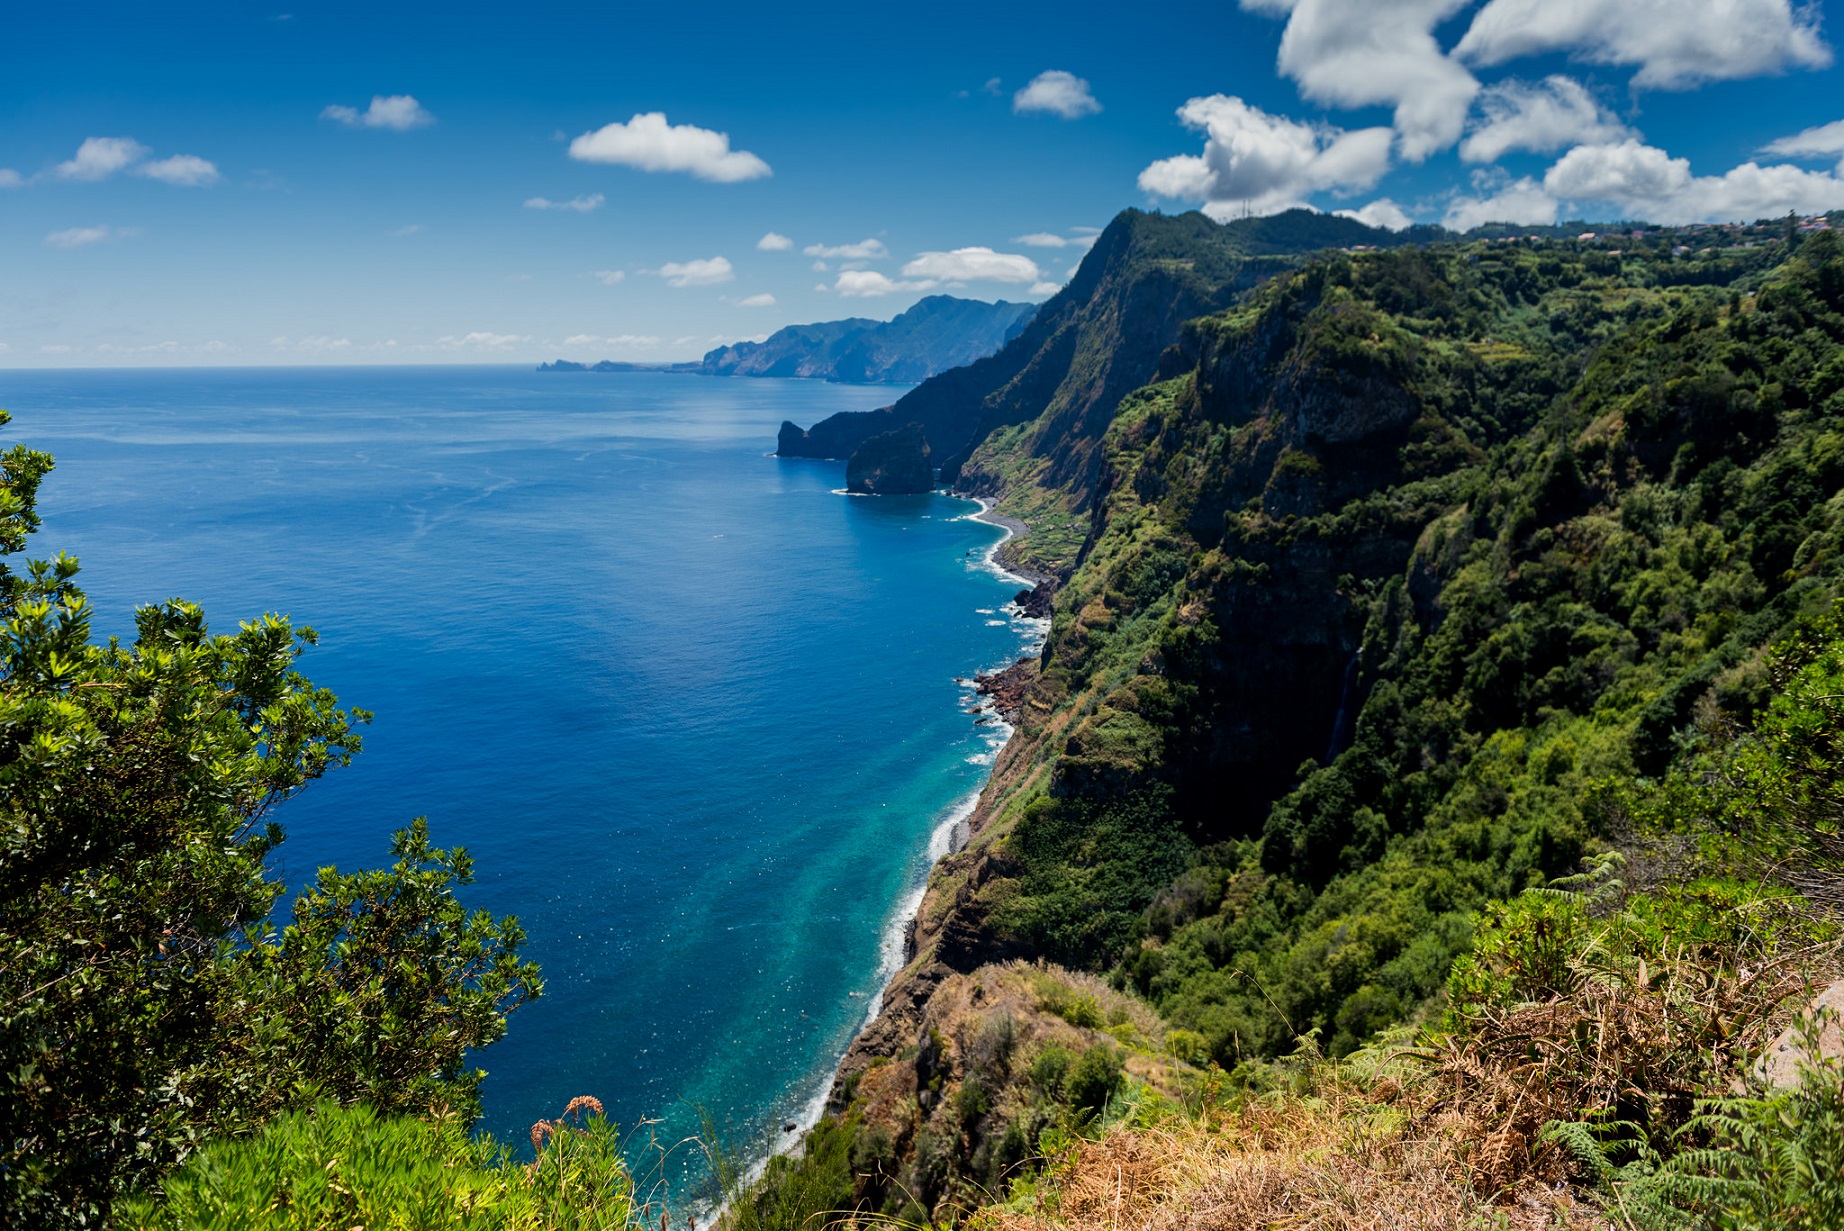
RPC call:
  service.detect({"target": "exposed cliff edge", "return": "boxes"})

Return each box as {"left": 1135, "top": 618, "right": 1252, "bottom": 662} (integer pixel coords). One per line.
{"left": 845, "top": 423, "right": 933, "bottom": 494}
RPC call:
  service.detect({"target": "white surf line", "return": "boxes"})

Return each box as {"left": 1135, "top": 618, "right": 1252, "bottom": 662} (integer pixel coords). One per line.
{"left": 770, "top": 495, "right": 1044, "bottom": 1163}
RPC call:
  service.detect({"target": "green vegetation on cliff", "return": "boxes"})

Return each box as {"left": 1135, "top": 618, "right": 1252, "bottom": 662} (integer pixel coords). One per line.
{"left": 753, "top": 224, "right": 1844, "bottom": 1230}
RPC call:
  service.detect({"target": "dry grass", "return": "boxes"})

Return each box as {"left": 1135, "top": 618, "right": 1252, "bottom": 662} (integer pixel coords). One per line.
{"left": 970, "top": 937, "right": 1841, "bottom": 1231}
{"left": 974, "top": 1074, "right": 1606, "bottom": 1231}
{"left": 1420, "top": 942, "right": 1840, "bottom": 1195}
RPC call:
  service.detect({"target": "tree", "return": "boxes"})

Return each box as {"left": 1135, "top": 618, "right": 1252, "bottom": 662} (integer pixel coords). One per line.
{"left": 0, "top": 412, "right": 542, "bottom": 1226}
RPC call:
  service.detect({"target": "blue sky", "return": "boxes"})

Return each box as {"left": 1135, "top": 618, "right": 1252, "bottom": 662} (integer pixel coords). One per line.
{"left": 4, "top": 0, "right": 1843, "bottom": 367}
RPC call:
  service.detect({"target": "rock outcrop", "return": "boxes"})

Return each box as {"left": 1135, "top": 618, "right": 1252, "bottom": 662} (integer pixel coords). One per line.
{"left": 845, "top": 423, "right": 933, "bottom": 495}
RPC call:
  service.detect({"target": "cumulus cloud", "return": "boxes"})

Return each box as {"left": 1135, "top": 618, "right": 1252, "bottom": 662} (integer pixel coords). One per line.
{"left": 0, "top": 170, "right": 21, "bottom": 188}
{"left": 44, "top": 225, "right": 133, "bottom": 249}
{"left": 654, "top": 256, "right": 735, "bottom": 287}
{"left": 322, "top": 95, "right": 434, "bottom": 130}
{"left": 1456, "top": 0, "right": 1831, "bottom": 89}
{"left": 1012, "top": 232, "right": 1099, "bottom": 249}
{"left": 804, "top": 238, "right": 888, "bottom": 260}
{"left": 1442, "top": 177, "right": 1559, "bottom": 230}
{"left": 833, "top": 270, "right": 935, "bottom": 297}
{"left": 737, "top": 293, "right": 778, "bottom": 307}
{"left": 1028, "top": 281, "right": 1063, "bottom": 296}
{"left": 1242, "top": 0, "right": 1480, "bottom": 161}
{"left": 57, "top": 137, "right": 149, "bottom": 181}
{"left": 1335, "top": 198, "right": 1415, "bottom": 230}
{"left": 525, "top": 193, "right": 604, "bottom": 212}
{"left": 568, "top": 113, "right": 770, "bottom": 182}
{"left": 1138, "top": 94, "right": 1392, "bottom": 216}
{"left": 134, "top": 154, "right": 217, "bottom": 186}
{"left": 901, "top": 247, "right": 1042, "bottom": 283}
{"left": 757, "top": 231, "right": 794, "bottom": 251}
{"left": 592, "top": 269, "right": 627, "bottom": 285}
{"left": 1543, "top": 138, "right": 1844, "bottom": 224}
{"left": 1460, "top": 76, "right": 1633, "bottom": 163}
{"left": 1013, "top": 70, "right": 1103, "bottom": 119}
{"left": 1763, "top": 119, "right": 1844, "bottom": 171}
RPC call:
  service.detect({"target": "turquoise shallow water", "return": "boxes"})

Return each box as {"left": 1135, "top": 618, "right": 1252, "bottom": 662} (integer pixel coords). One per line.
{"left": 0, "top": 365, "right": 1039, "bottom": 1195}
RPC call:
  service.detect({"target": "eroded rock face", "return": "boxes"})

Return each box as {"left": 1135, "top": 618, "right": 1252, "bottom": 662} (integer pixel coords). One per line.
{"left": 846, "top": 422, "right": 934, "bottom": 494}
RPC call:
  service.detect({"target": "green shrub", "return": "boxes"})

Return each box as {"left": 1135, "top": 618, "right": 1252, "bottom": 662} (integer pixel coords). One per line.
{"left": 1063, "top": 1046, "right": 1124, "bottom": 1116}
{"left": 117, "top": 1099, "right": 637, "bottom": 1230}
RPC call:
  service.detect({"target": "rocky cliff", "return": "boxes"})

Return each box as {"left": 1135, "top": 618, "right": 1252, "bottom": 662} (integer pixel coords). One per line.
{"left": 845, "top": 423, "right": 933, "bottom": 494}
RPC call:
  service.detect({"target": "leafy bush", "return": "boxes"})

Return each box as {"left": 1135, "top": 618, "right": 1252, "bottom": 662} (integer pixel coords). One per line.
{"left": 1063, "top": 1046, "right": 1124, "bottom": 1116}
{"left": 117, "top": 1098, "right": 638, "bottom": 1231}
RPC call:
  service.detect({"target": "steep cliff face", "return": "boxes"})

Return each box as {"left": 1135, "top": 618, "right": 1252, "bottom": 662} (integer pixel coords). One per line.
{"left": 776, "top": 210, "right": 1416, "bottom": 501}
{"left": 845, "top": 423, "right": 933, "bottom": 494}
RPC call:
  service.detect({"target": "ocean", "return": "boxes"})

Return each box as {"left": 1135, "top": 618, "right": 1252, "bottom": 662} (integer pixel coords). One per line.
{"left": 0, "top": 364, "right": 1041, "bottom": 1196}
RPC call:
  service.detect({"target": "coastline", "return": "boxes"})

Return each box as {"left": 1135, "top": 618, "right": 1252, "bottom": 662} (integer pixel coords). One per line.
{"left": 768, "top": 493, "right": 1045, "bottom": 1165}
{"left": 963, "top": 495, "right": 1058, "bottom": 589}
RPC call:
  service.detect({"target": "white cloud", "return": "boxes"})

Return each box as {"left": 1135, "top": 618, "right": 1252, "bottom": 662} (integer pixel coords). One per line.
{"left": 524, "top": 193, "right": 605, "bottom": 212}
{"left": 1763, "top": 119, "right": 1844, "bottom": 172}
{"left": 1543, "top": 138, "right": 1844, "bottom": 224}
{"left": 1139, "top": 94, "right": 1393, "bottom": 216}
{"left": 437, "top": 331, "right": 529, "bottom": 349}
{"left": 803, "top": 238, "right": 888, "bottom": 260}
{"left": 1335, "top": 198, "right": 1415, "bottom": 230}
{"left": 1457, "top": 0, "right": 1831, "bottom": 90}
{"left": 1242, "top": 0, "right": 1480, "bottom": 161}
{"left": 592, "top": 269, "right": 627, "bottom": 285}
{"left": 562, "top": 334, "right": 662, "bottom": 348}
{"left": 737, "top": 293, "right": 778, "bottom": 307}
{"left": 654, "top": 256, "right": 735, "bottom": 287}
{"left": 136, "top": 154, "right": 219, "bottom": 186}
{"left": 832, "top": 270, "right": 935, "bottom": 297}
{"left": 811, "top": 260, "right": 830, "bottom": 272}
{"left": 1013, "top": 70, "right": 1103, "bottom": 119}
{"left": 270, "top": 335, "right": 354, "bottom": 353}
{"left": 1460, "top": 76, "right": 1633, "bottom": 163}
{"left": 57, "top": 137, "right": 148, "bottom": 181}
{"left": 1442, "top": 177, "right": 1559, "bottom": 230}
{"left": 45, "top": 224, "right": 130, "bottom": 249}
{"left": 568, "top": 112, "right": 770, "bottom": 182}
{"left": 0, "top": 169, "right": 19, "bottom": 188}
{"left": 1028, "top": 281, "right": 1063, "bottom": 296}
{"left": 901, "top": 247, "right": 1041, "bottom": 284}
{"left": 1012, "top": 232, "right": 1099, "bottom": 249}
{"left": 322, "top": 95, "right": 434, "bottom": 130}
{"left": 757, "top": 231, "right": 794, "bottom": 251}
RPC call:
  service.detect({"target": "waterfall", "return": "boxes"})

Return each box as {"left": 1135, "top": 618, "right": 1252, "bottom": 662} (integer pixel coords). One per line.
{"left": 1324, "top": 650, "right": 1361, "bottom": 765}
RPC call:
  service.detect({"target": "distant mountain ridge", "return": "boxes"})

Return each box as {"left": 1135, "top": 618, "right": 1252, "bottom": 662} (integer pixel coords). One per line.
{"left": 538, "top": 296, "right": 1036, "bottom": 384}
{"left": 700, "top": 295, "right": 1037, "bottom": 384}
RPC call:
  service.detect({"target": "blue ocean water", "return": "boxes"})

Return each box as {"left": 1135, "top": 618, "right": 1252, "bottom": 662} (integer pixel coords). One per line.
{"left": 0, "top": 365, "right": 1039, "bottom": 1195}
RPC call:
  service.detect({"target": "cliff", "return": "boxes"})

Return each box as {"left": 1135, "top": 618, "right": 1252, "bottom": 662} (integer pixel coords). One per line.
{"left": 739, "top": 225, "right": 1844, "bottom": 1228}
{"left": 703, "top": 296, "right": 1036, "bottom": 384}
{"left": 845, "top": 423, "right": 933, "bottom": 494}
{"left": 774, "top": 210, "right": 1418, "bottom": 490}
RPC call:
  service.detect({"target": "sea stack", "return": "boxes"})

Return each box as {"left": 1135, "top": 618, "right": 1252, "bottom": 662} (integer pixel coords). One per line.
{"left": 846, "top": 422, "right": 933, "bottom": 495}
